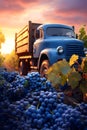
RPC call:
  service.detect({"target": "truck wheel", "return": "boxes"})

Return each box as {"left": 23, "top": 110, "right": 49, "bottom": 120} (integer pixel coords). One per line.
{"left": 19, "top": 60, "right": 29, "bottom": 75}
{"left": 40, "top": 60, "right": 50, "bottom": 77}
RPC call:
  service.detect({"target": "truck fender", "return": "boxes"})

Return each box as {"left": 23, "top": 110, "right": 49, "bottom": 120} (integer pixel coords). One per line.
{"left": 38, "top": 48, "right": 65, "bottom": 70}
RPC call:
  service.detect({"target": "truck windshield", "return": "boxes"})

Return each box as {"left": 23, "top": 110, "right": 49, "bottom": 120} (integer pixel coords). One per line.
{"left": 46, "top": 27, "right": 75, "bottom": 38}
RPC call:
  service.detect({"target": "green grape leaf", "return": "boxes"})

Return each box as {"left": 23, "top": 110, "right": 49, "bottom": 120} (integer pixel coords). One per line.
{"left": 47, "top": 59, "right": 71, "bottom": 75}
{"left": 47, "top": 60, "right": 71, "bottom": 87}
{"left": 56, "top": 59, "right": 71, "bottom": 75}
{"left": 60, "top": 74, "right": 67, "bottom": 86}
{"left": 68, "top": 71, "right": 82, "bottom": 88}
{"left": 24, "top": 80, "right": 29, "bottom": 88}
{"left": 47, "top": 71, "right": 62, "bottom": 87}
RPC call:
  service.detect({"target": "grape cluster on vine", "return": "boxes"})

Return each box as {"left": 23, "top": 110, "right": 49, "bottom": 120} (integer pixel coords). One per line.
{"left": 0, "top": 68, "right": 87, "bottom": 130}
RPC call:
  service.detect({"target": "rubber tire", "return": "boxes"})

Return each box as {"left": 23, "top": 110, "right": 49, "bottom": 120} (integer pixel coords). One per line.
{"left": 19, "top": 60, "right": 29, "bottom": 75}
{"left": 40, "top": 60, "right": 50, "bottom": 77}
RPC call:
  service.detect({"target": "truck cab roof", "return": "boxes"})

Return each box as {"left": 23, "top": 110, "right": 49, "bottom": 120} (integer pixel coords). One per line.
{"left": 38, "top": 23, "right": 74, "bottom": 31}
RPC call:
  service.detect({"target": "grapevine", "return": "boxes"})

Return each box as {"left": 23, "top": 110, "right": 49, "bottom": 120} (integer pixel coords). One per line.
{"left": 47, "top": 54, "right": 87, "bottom": 103}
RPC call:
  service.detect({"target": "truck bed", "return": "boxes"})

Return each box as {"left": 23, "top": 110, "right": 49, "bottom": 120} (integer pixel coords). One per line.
{"left": 15, "top": 21, "right": 41, "bottom": 56}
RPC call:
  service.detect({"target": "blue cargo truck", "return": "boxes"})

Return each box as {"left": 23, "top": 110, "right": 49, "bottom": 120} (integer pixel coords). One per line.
{"left": 15, "top": 21, "right": 85, "bottom": 76}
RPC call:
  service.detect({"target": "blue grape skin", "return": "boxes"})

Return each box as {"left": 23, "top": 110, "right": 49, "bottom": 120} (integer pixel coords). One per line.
{"left": 0, "top": 69, "right": 87, "bottom": 130}
{"left": 39, "top": 106, "right": 45, "bottom": 113}
{"left": 0, "top": 71, "right": 18, "bottom": 83}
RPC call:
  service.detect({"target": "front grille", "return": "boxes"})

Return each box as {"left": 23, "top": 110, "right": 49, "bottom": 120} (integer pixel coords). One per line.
{"left": 66, "top": 44, "right": 84, "bottom": 59}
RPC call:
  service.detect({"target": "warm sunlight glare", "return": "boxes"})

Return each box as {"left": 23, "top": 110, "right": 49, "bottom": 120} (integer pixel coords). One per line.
{"left": 1, "top": 38, "right": 14, "bottom": 54}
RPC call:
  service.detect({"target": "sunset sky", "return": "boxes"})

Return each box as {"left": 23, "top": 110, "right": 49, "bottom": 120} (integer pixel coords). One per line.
{"left": 0, "top": 0, "right": 87, "bottom": 54}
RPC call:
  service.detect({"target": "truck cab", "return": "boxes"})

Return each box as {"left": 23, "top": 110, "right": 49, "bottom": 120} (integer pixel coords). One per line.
{"left": 15, "top": 21, "right": 85, "bottom": 76}
{"left": 33, "top": 24, "right": 85, "bottom": 76}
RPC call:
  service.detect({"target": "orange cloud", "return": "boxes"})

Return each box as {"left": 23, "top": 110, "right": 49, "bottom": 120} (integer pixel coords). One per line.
{"left": 0, "top": 0, "right": 87, "bottom": 54}
{"left": 0, "top": 0, "right": 87, "bottom": 28}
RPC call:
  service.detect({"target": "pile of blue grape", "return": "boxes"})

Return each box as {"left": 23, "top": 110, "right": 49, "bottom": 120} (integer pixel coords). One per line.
{"left": 0, "top": 68, "right": 87, "bottom": 130}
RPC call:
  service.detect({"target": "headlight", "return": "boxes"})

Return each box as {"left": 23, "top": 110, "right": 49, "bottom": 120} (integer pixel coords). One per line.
{"left": 57, "top": 46, "right": 64, "bottom": 54}
{"left": 84, "top": 48, "right": 87, "bottom": 55}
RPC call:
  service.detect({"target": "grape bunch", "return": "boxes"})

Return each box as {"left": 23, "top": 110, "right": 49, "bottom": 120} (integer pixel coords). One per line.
{"left": 0, "top": 68, "right": 87, "bottom": 130}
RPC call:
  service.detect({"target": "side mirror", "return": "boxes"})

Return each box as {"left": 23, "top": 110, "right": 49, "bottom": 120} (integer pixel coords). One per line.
{"left": 72, "top": 26, "right": 75, "bottom": 31}
{"left": 76, "top": 34, "right": 78, "bottom": 39}
{"left": 34, "top": 30, "right": 40, "bottom": 39}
